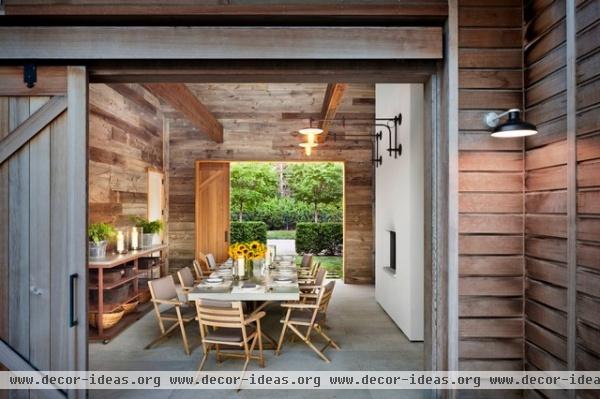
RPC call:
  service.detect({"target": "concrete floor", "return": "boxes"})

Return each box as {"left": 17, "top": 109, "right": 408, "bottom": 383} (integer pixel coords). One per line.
{"left": 89, "top": 282, "right": 425, "bottom": 399}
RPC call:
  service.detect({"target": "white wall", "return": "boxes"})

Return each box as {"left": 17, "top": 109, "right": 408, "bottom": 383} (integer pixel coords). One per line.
{"left": 375, "top": 84, "right": 424, "bottom": 341}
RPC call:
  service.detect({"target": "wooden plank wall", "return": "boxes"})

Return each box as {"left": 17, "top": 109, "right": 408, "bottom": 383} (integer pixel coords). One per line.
{"left": 457, "top": 0, "right": 525, "bottom": 378}
{"left": 573, "top": 0, "right": 600, "bottom": 386}
{"left": 88, "top": 84, "right": 164, "bottom": 227}
{"left": 523, "top": 2, "right": 600, "bottom": 398}
{"left": 166, "top": 83, "right": 375, "bottom": 284}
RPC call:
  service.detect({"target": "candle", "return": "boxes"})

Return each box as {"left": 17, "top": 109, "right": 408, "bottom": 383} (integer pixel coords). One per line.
{"left": 131, "top": 227, "right": 138, "bottom": 249}
{"left": 237, "top": 257, "right": 245, "bottom": 278}
{"left": 116, "top": 231, "right": 125, "bottom": 253}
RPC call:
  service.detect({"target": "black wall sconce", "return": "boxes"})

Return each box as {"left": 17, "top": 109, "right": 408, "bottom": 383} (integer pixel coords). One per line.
{"left": 485, "top": 108, "right": 538, "bottom": 138}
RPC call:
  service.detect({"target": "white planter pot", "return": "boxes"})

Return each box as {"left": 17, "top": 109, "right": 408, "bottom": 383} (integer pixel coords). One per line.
{"left": 142, "top": 233, "right": 159, "bottom": 248}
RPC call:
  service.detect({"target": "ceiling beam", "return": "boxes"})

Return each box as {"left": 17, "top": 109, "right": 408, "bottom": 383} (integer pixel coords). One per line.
{"left": 319, "top": 83, "right": 348, "bottom": 142}
{"left": 144, "top": 83, "right": 223, "bottom": 143}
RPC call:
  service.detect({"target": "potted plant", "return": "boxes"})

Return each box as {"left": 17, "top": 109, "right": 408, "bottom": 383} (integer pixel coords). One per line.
{"left": 132, "top": 216, "right": 163, "bottom": 248}
{"left": 88, "top": 223, "right": 116, "bottom": 258}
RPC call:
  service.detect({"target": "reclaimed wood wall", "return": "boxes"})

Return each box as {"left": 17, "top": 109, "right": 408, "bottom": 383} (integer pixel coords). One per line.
{"left": 523, "top": 1, "right": 600, "bottom": 398}
{"left": 88, "top": 84, "right": 164, "bottom": 227}
{"left": 457, "top": 0, "right": 525, "bottom": 377}
{"left": 166, "top": 83, "right": 375, "bottom": 284}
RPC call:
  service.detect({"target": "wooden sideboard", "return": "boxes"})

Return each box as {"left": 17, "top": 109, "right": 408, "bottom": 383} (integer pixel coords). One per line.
{"left": 88, "top": 244, "right": 167, "bottom": 343}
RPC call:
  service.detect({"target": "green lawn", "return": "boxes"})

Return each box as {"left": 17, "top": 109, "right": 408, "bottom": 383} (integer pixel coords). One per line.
{"left": 267, "top": 230, "right": 296, "bottom": 239}
{"left": 296, "top": 255, "right": 343, "bottom": 279}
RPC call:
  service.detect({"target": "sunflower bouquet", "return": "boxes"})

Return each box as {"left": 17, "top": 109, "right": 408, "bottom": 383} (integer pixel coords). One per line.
{"left": 228, "top": 241, "right": 267, "bottom": 261}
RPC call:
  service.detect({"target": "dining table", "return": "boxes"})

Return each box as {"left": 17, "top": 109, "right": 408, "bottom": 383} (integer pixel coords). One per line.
{"left": 187, "top": 255, "right": 301, "bottom": 347}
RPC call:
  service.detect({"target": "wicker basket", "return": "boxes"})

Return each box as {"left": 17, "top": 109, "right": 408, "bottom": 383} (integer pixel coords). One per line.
{"left": 89, "top": 308, "right": 125, "bottom": 330}
{"left": 122, "top": 300, "right": 139, "bottom": 315}
{"left": 138, "top": 289, "right": 151, "bottom": 304}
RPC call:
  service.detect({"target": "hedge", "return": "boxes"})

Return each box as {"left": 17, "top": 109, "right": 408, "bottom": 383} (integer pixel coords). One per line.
{"left": 230, "top": 221, "right": 267, "bottom": 244}
{"left": 296, "top": 222, "right": 343, "bottom": 256}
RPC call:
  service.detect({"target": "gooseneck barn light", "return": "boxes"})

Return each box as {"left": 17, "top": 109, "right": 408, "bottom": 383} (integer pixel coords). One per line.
{"left": 485, "top": 108, "right": 538, "bottom": 138}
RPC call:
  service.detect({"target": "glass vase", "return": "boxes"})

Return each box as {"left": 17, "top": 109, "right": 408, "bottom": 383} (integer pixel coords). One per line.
{"left": 245, "top": 259, "right": 254, "bottom": 280}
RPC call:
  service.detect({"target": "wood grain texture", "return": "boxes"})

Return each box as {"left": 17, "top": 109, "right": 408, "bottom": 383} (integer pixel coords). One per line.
{"left": 0, "top": 27, "right": 443, "bottom": 60}
{"left": 318, "top": 83, "right": 347, "bottom": 142}
{"left": 144, "top": 83, "right": 222, "bottom": 143}
{"left": 88, "top": 84, "right": 164, "bottom": 227}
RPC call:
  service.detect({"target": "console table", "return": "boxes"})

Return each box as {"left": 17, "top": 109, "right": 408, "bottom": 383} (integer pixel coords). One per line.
{"left": 88, "top": 244, "right": 167, "bottom": 343}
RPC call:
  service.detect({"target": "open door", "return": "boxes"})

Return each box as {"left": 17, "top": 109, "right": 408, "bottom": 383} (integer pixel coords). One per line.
{"left": 195, "top": 161, "right": 230, "bottom": 264}
{"left": 0, "top": 66, "right": 88, "bottom": 399}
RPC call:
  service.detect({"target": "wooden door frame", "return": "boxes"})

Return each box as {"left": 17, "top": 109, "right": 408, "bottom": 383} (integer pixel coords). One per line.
{"left": 1, "top": 24, "right": 454, "bottom": 394}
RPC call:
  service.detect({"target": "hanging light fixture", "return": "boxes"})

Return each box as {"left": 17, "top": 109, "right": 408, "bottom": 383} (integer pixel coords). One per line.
{"left": 298, "top": 122, "right": 323, "bottom": 156}
{"left": 299, "top": 142, "right": 318, "bottom": 156}
{"left": 485, "top": 108, "right": 538, "bottom": 138}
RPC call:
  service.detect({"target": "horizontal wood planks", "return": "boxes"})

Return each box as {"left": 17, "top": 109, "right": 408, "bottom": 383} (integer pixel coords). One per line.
{"left": 574, "top": 0, "right": 600, "bottom": 376}
{"left": 167, "top": 83, "right": 374, "bottom": 284}
{"left": 523, "top": 0, "right": 600, "bottom": 387}
{"left": 88, "top": 84, "right": 164, "bottom": 227}
{"left": 457, "top": 0, "right": 525, "bottom": 373}
{"left": 523, "top": 0, "right": 570, "bottom": 381}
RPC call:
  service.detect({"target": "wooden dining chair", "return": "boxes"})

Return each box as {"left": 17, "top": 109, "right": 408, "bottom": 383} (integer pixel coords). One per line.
{"left": 276, "top": 280, "right": 340, "bottom": 363}
{"left": 205, "top": 253, "right": 218, "bottom": 270}
{"left": 299, "top": 253, "right": 313, "bottom": 270}
{"left": 177, "top": 266, "right": 198, "bottom": 301}
{"left": 299, "top": 266, "right": 326, "bottom": 295}
{"left": 192, "top": 259, "right": 206, "bottom": 281}
{"left": 146, "top": 275, "right": 196, "bottom": 355}
{"left": 195, "top": 299, "right": 265, "bottom": 388}
{"left": 299, "top": 261, "right": 320, "bottom": 280}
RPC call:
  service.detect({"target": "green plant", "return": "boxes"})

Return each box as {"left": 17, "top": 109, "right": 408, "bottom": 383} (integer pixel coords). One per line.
{"left": 230, "top": 163, "right": 278, "bottom": 222}
{"left": 88, "top": 223, "right": 116, "bottom": 245}
{"left": 230, "top": 221, "right": 267, "bottom": 244}
{"left": 131, "top": 216, "right": 163, "bottom": 234}
{"left": 296, "top": 222, "right": 343, "bottom": 256}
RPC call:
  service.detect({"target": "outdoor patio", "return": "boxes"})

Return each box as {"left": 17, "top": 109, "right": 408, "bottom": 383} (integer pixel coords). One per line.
{"left": 89, "top": 283, "right": 424, "bottom": 399}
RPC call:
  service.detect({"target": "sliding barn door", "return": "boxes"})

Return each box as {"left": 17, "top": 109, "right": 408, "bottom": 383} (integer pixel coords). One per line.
{"left": 0, "top": 66, "right": 88, "bottom": 399}
{"left": 195, "top": 161, "right": 230, "bottom": 264}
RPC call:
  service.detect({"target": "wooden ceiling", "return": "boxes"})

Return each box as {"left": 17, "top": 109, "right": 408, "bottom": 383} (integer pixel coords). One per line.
{"left": 160, "top": 83, "right": 375, "bottom": 143}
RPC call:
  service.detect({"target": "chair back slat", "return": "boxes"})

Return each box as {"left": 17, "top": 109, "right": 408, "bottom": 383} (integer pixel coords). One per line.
{"left": 196, "top": 300, "right": 244, "bottom": 329}
{"left": 149, "top": 275, "right": 178, "bottom": 301}
{"left": 177, "top": 267, "right": 195, "bottom": 289}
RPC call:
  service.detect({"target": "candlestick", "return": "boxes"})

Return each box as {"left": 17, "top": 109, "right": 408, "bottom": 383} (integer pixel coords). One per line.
{"left": 131, "top": 227, "right": 139, "bottom": 250}
{"left": 116, "top": 230, "right": 125, "bottom": 254}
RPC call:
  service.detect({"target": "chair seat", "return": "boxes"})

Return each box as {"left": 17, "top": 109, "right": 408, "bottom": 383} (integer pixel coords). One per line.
{"left": 161, "top": 305, "right": 196, "bottom": 320}
{"left": 204, "top": 326, "right": 256, "bottom": 343}
{"left": 281, "top": 310, "right": 325, "bottom": 325}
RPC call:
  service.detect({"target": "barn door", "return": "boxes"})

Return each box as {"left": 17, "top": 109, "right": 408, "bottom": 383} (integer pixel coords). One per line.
{"left": 195, "top": 161, "right": 230, "bottom": 264}
{"left": 0, "top": 66, "right": 88, "bottom": 399}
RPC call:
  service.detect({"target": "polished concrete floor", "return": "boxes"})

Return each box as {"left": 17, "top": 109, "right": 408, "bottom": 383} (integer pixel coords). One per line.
{"left": 89, "top": 282, "right": 425, "bottom": 399}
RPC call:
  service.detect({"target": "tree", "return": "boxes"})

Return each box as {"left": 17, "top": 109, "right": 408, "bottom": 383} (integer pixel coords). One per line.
{"left": 230, "top": 163, "right": 278, "bottom": 221}
{"left": 285, "top": 163, "right": 343, "bottom": 222}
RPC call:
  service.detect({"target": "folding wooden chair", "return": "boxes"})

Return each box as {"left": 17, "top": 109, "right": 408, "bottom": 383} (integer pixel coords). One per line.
{"left": 146, "top": 275, "right": 196, "bottom": 355}
{"left": 205, "top": 253, "right": 218, "bottom": 270}
{"left": 195, "top": 299, "right": 265, "bottom": 389}
{"left": 192, "top": 259, "right": 206, "bottom": 281}
{"left": 177, "top": 266, "right": 199, "bottom": 301}
{"left": 276, "top": 281, "right": 340, "bottom": 363}
{"left": 298, "top": 253, "right": 313, "bottom": 270}
{"left": 299, "top": 261, "right": 320, "bottom": 280}
{"left": 299, "top": 266, "right": 327, "bottom": 299}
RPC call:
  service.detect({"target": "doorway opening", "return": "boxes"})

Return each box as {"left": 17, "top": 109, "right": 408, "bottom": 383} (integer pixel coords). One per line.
{"left": 230, "top": 161, "right": 345, "bottom": 279}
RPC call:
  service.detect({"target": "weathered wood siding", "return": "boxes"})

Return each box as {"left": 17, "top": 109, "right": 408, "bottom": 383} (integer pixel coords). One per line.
{"left": 88, "top": 84, "right": 164, "bottom": 227}
{"left": 457, "top": 0, "right": 525, "bottom": 378}
{"left": 523, "top": 1, "right": 600, "bottom": 397}
{"left": 167, "top": 83, "right": 375, "bottom": 284}
{"left": 574, "top": 0, "right": 600, "bottom": 380}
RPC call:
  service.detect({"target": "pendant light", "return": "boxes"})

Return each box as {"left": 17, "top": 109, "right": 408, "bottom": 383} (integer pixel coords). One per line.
{"left": 485, "top": 108, "right": 538, "bottom": 138}
{"left": 298, "top": 124, "right": 323, "bottom": 156}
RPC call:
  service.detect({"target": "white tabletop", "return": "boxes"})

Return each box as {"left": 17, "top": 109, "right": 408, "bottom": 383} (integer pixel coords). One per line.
{"left": 187, "top": 263, "right": 300, "bottom": 302}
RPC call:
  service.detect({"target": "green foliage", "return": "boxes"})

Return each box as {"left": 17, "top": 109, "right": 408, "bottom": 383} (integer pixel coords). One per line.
{"left": 88, "top": 223, "right": 116, "bottom": 244}
{"left": 230, "top": 163, "right": 278, "bottom": 222}
{"left": 131, "top": 216, "right": 163, "bottom": 234}
{"left": 296, "top": 222, "right": 343, "bottom": 256}
{"left": 285, "top": 163, "right": 343, "bottom": 222}
{"left": 231, "top": 221, "right": 267, "bottom": 244}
